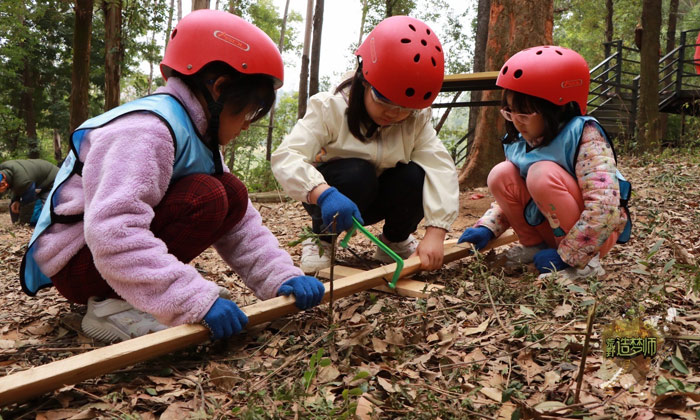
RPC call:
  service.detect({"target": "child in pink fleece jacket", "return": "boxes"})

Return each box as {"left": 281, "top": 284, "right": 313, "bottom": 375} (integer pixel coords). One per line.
{"left": 28, "top": 10, "right": 325, "bottom": 342}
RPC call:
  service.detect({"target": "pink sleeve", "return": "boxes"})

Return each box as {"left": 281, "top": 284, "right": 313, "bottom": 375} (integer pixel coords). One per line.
{"left": 213, "top": 200, "right": 305, "bottom": 300}
{"left": 558, "top": 122, "right": 625, "bottom": 268}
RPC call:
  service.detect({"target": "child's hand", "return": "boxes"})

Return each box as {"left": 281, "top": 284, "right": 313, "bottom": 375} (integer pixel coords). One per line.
{"left": 416, "top": 227, "right": 446, "bottom": 270}
{"left": 202, "top": 298, "right": 249, "bottom": 340}
{"left": 316, "top": 187, "right": 364, "bottom": 232}
{"left": 533, "top": 248, "right": 570, "bottom": 273}
{"left": 277, "top": 276, "right": 326, "bottom": 309}
{"left": 457, "top": 226, "right": 494, "bottom": 250}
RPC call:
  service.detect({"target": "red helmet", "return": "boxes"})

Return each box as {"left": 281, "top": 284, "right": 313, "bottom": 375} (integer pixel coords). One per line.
{"left": 497, "top": 46, "right": 590, "bottom": 114}
{"left": 355, "top": 16, "right": 444, "bottom": 109}
{"left": 160, "top": 9, "right": 284, "bottom": 89}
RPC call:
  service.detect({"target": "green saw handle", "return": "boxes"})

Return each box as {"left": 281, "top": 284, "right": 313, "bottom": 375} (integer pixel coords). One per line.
{"left": 340, "top": 217, "right": 403, "bottom": 289}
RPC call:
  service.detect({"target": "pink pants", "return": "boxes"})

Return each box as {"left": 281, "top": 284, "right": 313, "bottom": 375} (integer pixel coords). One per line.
{"left": 488, "top": 161, "right": 617, "bottom": 256}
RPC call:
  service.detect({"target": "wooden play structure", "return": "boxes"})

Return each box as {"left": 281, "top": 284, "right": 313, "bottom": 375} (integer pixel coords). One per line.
{"left": 438, "top": 29, "right": 700, "bottom": 165}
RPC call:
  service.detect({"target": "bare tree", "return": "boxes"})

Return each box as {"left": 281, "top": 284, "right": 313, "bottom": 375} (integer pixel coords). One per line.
{"left": 636, "top": 0, "right": 662, "bottom": 152}
{"left": 70, "top": 0, "right": 94, "bottom": 131}
{"left": 265, "top": 0, "right": 291, "bottom": 161}
{"left": 465, "top": 0, "right": 490, "bottom": 153}
{"left": 165, "top": 0, "right": 175, "bottom": 49}
{"left": 309, "top": 0, "right": 324, "bottom": 96}
{"left": 458, "top": 0, "right": 553, "bottom": 188}
{"left": 298, "top": 0, "right": 314, "bottom": 119}
{"left": 605, "top": 0, "right": 613, "bottom": 44}
{"left": 660, "top": 0, "right": 679, "bottom": 141}
{"left": 104, "top": 0, "right": 123, "bottom": 111}
{"left": 193, "top": 0, "right": 210, "bottom": 10}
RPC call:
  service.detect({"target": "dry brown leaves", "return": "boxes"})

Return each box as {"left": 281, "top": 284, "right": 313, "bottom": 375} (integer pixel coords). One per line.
{"left": 2, "top": 151, "right": 700, "bottom": 419}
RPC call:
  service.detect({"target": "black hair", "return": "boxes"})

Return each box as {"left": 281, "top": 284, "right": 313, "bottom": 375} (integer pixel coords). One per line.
{"left": 174, "top": 61, "right": 276, "bottom": 125}
{"left": 501, "top": 89, "right": 582, "bottom": 146}
{"left": 334, "top": 64, "right": 378, "bottom": 143}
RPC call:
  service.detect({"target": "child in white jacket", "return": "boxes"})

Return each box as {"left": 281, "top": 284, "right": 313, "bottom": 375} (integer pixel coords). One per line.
{"left": 271, "top": 16, "right": 459, "bottom": 274}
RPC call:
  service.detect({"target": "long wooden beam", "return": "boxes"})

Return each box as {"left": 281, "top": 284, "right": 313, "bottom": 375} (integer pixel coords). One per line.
{"left": 0, "top": 232, "right": 517, "bottom": 406}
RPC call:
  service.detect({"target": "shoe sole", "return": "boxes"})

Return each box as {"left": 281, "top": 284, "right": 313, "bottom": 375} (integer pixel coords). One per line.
{"left": 81, "top": 315, "right": 131, "bottom": 343}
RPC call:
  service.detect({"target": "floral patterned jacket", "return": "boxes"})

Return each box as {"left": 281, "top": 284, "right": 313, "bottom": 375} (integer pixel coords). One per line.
{"left": 476, "top": 121, "right": 628, "bottom": 268}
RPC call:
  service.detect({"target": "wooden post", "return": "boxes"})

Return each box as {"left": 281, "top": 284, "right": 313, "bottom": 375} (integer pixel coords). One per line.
{"left": 0, "top": 233, "right": 517, "bottom": 406}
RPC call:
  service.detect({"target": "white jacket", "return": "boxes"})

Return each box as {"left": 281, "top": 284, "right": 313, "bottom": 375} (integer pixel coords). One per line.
{"left": 271, "top": 90, "right": 459, "bottom": 231}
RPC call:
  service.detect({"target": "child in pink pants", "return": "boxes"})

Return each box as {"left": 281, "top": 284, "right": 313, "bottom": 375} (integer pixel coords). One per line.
{"left": 459, "top": 46, "right": 631, "bottom": 280}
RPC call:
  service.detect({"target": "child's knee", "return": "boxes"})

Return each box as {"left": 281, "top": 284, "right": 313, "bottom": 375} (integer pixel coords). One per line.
{"left": 487, "top": 161, "right": 519, "bottom": 192}
{"left": 526, "top": 161, "right": 568, "bottom": 195}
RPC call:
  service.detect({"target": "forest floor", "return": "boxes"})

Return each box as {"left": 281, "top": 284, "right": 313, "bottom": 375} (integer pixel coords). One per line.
{"left": 1, "top": 150, "right": 700, "bottom": 419}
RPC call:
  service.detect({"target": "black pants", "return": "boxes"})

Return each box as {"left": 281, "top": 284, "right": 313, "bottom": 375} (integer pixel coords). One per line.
{"left": 303, "top": 158, "right": 425, "bottom": 243}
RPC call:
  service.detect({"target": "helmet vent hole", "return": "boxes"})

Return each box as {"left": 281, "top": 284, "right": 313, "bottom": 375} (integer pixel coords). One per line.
{"left": 426, "top": 29, "right": 431, "bottom": 35}
{"left": 421, "top": 39, "right": 427, "bottom": 46}
{"left": 171, "top": 29, "right": 177, "bottom": 39}
{"left": 435, "top": 46, "right": 442, "bottom": 53}
{"left": 502, "top": 66, "right": 508, "bottom": 75}
{"left": 556, "top": 50, "right": 563, "bottom": 55}
{"left": 405, "top": 88, "right": 415, "bottom": 97}
{"left": 514, "top": 69, "right": 523, "bottom": 78}
{"left": 536, "top": 50, "right": 542, "bottom": 55}
{"left": 401, "top": 38, "right": 411, "bottom": 44}
{"left": 423, "top": 91, "right": 432, "bottom": 100}
{"left": 431, "top": 57, "right": 436, "bottom": 66}
{"left": 408, "top": 24, "right": 416, "bottom": 32}
{"left": 413, "top": 54, "right": 420, "bottom": 63}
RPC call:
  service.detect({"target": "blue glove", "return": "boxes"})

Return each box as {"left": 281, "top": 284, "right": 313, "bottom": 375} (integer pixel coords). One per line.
{"left": 457, "top": 226, "right": 494, "bottom": 250}
{"left": 277, "top": 276, "right": 326, "bottom": 310}
{"left": 316, "top": 187, "right": 364, "bottom": 233}
{"left": 533, "top": 248, "right": 570, "bottom": 273}
{"left": 202, "top": 298, "right": 249, "bottom": 340}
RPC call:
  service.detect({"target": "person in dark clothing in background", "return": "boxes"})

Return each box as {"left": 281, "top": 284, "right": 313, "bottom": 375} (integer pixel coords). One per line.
{"left": 0, "top": 159, "right": 58, "bottom": 225}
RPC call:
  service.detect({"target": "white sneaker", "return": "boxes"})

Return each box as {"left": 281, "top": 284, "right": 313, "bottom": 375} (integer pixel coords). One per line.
{"left": 300, "top": 238, "right": 333, "bottom": 274}
{"left": 503, "top": 243, "right": 548, "bottom": 268}
{"left": 81, "top": 297, "right": 167, "bottom": 343}
{"left": 537, "top": 255, "right": 606, "bottom": 282}
{"left": 373, "top": 234, "right": 418, "bottom": 263}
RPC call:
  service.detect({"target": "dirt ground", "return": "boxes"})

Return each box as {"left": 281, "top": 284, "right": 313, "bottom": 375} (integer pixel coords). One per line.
{"left": 1, "top": 153, "right": 700, "bottom": 419}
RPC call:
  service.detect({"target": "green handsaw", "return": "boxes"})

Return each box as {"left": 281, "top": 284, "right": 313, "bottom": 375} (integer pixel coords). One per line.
{"left": 340, "top": 217, "right": 403, "bottom": 289}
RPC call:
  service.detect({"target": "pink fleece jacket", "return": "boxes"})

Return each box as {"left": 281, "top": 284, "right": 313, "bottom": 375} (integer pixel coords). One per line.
{"left": 33, "top": 78, "right": 303, "bottom": 326}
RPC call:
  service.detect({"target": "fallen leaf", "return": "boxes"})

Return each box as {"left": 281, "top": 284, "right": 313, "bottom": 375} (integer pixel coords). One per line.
{"left": 355, "top": 395, "right": 382, "bottom": 419}
{"left": 553, "top": 303, "right": 572, "bottom": 318}
{"left": 463, "top": 319, "right": 490, "bottom": 336}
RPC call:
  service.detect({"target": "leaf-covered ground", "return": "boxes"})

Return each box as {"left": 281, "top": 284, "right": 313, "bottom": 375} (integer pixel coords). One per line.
{"left": 1, "top": 150, "right": 699, "bottom": 419}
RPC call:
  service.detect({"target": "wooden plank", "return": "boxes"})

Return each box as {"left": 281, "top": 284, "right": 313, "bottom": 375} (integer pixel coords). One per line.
{"left": 0, "top": 231, "right": 517, "bottom": 406}
{"left": 317, "top": 266, "right": 444, "bottom": 298}
{"left": 441, "top": 71, "right": 500, "bottom": 92}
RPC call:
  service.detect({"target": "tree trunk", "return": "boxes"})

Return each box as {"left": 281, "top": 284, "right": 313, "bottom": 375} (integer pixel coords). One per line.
{"left": 177, "top": 0, "right": 182, "bottom": 20}
{"left": 70, "top": 0, "right": 94, "bottom": 132}
{"left": 605, "top": 0, "right": 613, "bottom": 43}
{"left": 466, "top": 0, "right": 490, "bottom": 155}
{"left": 53, "top": 129, "right": 62, "bottom": 163}
{"left": 22, "top": 58, "right": 39, "bottom": 158}
{"left": 165, "top": 0, "right": 175, "bottom": 49}
{"left": 357, "top": 0, "right": 368, "bottom": 48}
{"left": 297, "top": 0, "right": 314, "bottom": 119}
{"left": 192, "top": 0, "right": 209, "bottom": 10}
{"left": 103, "top": 0, "right": 122, "bottom": 111}
{"left": 265, "top": 0, "right": 290, "bottom": 162}
{"left": 660, "top": 0, "right": 679, "bottom": 143}
{"left": 636, "top": 0, "right": 662, "bottom": 152}
{"left": 309, "top": 0, "right": 324, "bottom": 97}
{"left": 458, "top": 0, "right": 553, "bottom": 189}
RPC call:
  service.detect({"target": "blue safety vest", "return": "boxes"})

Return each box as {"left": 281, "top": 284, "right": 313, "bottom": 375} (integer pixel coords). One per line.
{"left": 503, "top": 116, "right": 632, "bottom": 243}
{"left": 20, "top": 93, "right": 221, "bottom": 296}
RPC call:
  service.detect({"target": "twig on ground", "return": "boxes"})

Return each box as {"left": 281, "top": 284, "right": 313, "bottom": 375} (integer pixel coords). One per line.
{"left": 574, "top": 301, "right": 597, "bottom": 405}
